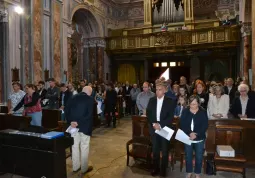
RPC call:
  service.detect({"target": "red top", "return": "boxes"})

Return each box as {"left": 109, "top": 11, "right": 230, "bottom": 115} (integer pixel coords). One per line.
{"left": 24, "top": 95, "right": 42, "bottom": 114}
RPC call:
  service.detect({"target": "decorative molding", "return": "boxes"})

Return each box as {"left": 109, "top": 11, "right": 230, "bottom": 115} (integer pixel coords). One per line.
{"left": 83, "top": 37, "right": 106, "bottom": 47}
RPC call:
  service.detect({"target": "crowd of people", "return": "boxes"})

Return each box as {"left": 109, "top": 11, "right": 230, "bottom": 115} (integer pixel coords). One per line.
{"left": 6, "top": 75, "right": 255, "bottom": 177}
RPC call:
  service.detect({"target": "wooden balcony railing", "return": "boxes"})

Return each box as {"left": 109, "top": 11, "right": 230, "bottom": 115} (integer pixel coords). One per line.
{"left": 106, "top": 25, "right": 240, "bottom": 53}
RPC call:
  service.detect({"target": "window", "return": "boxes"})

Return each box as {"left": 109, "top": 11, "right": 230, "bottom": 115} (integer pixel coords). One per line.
{"left": 170, "top": 62, "right": 176, "bottom": 67}
{"left": 161, "top": 62, "right": 167, "bottom": 67}
{"left": 153, "top": 63, "right": 159, "bottom": 67}
{"left": 177, "top": 62, "right": 185, "bottom": 66}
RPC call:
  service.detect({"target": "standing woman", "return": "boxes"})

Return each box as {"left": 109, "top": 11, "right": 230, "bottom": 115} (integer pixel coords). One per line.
{"left": 180, "top": 95, "right": 208, "bottom": 178}
{"left": 193, "top": 80, "right": 209, "bottom": 110}
{"left": 10, "top": 84, "right": 42, "bottom": 126}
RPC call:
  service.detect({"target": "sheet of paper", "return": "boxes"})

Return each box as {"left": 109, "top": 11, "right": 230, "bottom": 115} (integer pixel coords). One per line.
{"left": 66, "top": 126, "right": 79, "bottom": 135}
{"left": 175, "top": 129, "right": 191, "bottom": 145}
{"left": 240, "top": 118, "right": 255, "bottom": 121}
{"left": 155, "top": 126, "right": 174, "bottom": 141}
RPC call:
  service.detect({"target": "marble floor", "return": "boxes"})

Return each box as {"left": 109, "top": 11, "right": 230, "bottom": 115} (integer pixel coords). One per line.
{"left": 1, "top": 116, "right": 255, "bottom": 178}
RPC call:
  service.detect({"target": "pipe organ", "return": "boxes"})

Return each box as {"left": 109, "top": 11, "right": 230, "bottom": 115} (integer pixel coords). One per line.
{"left": 153, "top": 0, "right": 184, "bottom": 25}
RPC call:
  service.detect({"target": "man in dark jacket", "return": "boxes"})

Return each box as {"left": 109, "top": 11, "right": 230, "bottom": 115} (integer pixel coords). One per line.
{"left": 59, "top": 83, "right": 72, "bottom": 121}
{"left": 64, "top": 86, "right": 94, "bottom": 174}
{"left": 44, "top": 78, "right": 60, "bottom": 109}
{"left": 146, "top": 78, "right": 176, "bottom": 177}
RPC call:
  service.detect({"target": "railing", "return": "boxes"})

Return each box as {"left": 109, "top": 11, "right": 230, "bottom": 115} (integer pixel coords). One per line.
{"left": 106, "top": 25, "right": 240, "bottom": 52}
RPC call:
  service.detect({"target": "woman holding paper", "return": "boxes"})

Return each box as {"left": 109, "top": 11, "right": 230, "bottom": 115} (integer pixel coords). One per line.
{"left": 180, "top": 95, "right": 208, "bottom": 178}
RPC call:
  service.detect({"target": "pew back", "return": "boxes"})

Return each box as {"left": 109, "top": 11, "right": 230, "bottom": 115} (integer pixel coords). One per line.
{"left": 42, "top": 109, "right": 61, "bottom": 130}
{"left": 0, "top": 106, "right": 8, "bottom": 113}
{"left": 206, "top": 119, "right": 255, "bottom": 166}
{"left": 0, "top": 113, "right": 31, "bottom": 130}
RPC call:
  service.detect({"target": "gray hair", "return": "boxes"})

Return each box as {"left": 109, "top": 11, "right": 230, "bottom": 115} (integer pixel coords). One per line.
{"left": 213, "top": 83, "right": 224, "bottom": 94}
{"left": 238, "top": 84, "right": 249, "bottom": 92}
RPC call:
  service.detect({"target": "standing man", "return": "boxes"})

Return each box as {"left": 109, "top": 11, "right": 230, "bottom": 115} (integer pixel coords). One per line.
{"left": 130, "top": 84, "right": 140, "bottom": 115}
{"left": 64, "top": 86, "right": 94, "bottom": 174}
{"left": 8, "top": 82, "right": 26, "bottom": 116}
{"left": 123, "top": 81, "right": 132, "bottom": 115}
{"left": 44, "top": 78, "right": 60, "bottom": 109}
{"left": 223, "top": 78, "right": 236, "bottom": 105}
{"left": 136, "top": 82, "right": 155, "bottom": 115}
{"left": 146, "top": 78, "right": 176, "bottom": 177}
{"left": 59, "top": 83, "right": 72, "bottom": 121}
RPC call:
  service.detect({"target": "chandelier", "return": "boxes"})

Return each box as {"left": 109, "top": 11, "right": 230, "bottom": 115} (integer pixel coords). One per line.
{"left": 152, "top": 0, "right": 184, "bottom": 12}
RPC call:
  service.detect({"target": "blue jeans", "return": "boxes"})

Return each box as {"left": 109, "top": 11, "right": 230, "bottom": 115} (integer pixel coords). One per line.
{"left": 61, "top": 113, "right": 65, "bottom": 121}
{"left": 184, "top": 140, "right": 205, "bottom": 174}
{"left": 27, "top": 111, "right": 42, "bottom": 126}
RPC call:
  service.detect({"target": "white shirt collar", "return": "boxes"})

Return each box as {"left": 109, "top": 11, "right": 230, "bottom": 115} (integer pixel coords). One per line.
{"left": 157, "top": 95, "right": 164, "bottom": 101}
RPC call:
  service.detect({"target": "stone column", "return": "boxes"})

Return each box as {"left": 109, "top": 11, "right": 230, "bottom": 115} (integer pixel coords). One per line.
{"left": 252, "top": 1, "right": 255, "bottom": 89}
{"left": 184, "top": 0, "right": 194, "bottom": 29}
{"left": 0, "top": 12, "right": 8, "bottom": 103}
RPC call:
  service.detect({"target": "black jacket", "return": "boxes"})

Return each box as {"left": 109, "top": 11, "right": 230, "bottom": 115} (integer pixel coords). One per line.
{"left": 13, "top": 92, "right": 41, "bottom": 112}
{"left": 146, "top": 96, "right": 176, "bottom": 134}
{"left": 180, "top": 107, "right": 208, "bottom": 141}
{"left": 229, "top": 96, "right": 255, "bottom": 119}
{"left": 64, "top": 93, "right": 94, "bottom": 136}
{"left": 224, "top": 86, "right": 236, "bottom": 105}
{"left": 59, "top": 89, "right": 72, "bottom": 107}
{"left": 45, "top": 86, "right": 60, "bottom": 108}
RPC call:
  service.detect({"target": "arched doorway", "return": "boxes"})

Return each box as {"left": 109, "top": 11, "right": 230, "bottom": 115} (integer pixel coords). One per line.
{"left": 118, "top": 64, "right": 136, "bottom": 84}
{"left": 69, "top": 8, "right": 105, "bottom": 83}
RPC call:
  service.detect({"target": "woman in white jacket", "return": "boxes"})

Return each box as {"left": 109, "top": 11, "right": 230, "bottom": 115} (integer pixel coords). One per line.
{"left": 207, "top": 84, "right": 230, "bottom": 119}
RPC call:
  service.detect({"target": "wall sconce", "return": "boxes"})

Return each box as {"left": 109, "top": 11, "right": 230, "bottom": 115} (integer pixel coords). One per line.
{"left": 44, "top": 69, "right": 49, "bottom": 81}
{"left": 11, "top": 67, "right": 20, "bottom": 82}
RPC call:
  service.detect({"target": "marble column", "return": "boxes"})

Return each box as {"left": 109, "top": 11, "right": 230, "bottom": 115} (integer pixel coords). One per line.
{"left": 252, "top": 1, "right": 255, "bottom": 89}
{"left": 67, "top": 38, "right": 72, "bottom": 81}
{"left": 53, "top": 1, "right": 61, "bottom": 83}
{"left": 33, "top": 0, "right": 43, "bottom": 83}
{"left": 243, "top": 34, "right": 251, "bottom": 80}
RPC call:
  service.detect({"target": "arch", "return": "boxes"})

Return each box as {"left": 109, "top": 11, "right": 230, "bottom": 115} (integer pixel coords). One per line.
{"left": 71, "top": 5, "right": 104, "bottom": 37}
{"left": 118, "top": 64, "right": 136, "bottom": 84}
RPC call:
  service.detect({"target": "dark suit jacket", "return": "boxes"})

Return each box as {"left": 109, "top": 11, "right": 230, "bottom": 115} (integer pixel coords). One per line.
{"left": 45, "top": 86, "right": 60, "bottom": 109}
{"left": 180, "top": 107, "right": 208, "bottom": 141}
{"left": 229, "top": 96, "right": 255, "bottom": 119}
{"left": 65, "top": 93, "right": 94, "bottom": 136}
{"left": 123, "top": 86, "right": 132, "bottom": 96}
{"left": 146, "top": 96, "right": 176, "bottom": 134}
{"left": 224, "top": 86, "right": 236, "bottom": 105}
{"left": 59, "top": 89, "right": 72, "bottom": 107}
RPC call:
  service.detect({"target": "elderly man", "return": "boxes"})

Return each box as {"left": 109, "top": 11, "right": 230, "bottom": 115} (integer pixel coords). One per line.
{"left": 64, "top": 86, "right": 94, "bottom": 174}
{"left": 180, "top": 76, "right": 191, "bottom": 94}
{"left": 223, "top": 78, "right": 236, "bottom": 105}
{"left": 130, "top": 84, "right": 141, "bottom": 115}
{"left": 136, "top": 82, "right": 155, "bottom": 115}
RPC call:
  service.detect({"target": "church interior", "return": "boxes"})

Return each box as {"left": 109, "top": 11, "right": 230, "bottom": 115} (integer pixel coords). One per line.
{"left": 1, "top": 0, "right": 255, "bottom": 178}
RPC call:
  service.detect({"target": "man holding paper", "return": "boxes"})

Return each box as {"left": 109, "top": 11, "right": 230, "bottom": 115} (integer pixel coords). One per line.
{"left": 146, "top": 78, "right": 176, "bottom": 177}
{"left": 180, "top": 95, "right": 208, "bottom": 178}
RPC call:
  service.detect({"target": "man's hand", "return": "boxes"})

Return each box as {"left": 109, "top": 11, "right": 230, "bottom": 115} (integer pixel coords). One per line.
{"left": 189, "top": 132, "right": 197, "bottom": 140}
{"left": 153, "top": 123, "right": 161, "bottom": 131}
{"left": 238, "top": 114, "right": 247, "bottom": 118}
{"left": 71, "top": 122, "right": 78, "bottom": 128}
{"left": 8, "top": 111, "right": 13, "bottom": 115}
{"left": 60, "top": 106, "right": 64, "bottom": 110}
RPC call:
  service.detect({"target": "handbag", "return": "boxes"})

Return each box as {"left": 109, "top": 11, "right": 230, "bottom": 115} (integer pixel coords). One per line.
{"left": 206, "top": 159, "right": 216, "bottom": 175}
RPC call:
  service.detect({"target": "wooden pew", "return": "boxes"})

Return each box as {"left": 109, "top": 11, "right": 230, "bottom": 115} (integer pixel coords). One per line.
{"left": 42, "top": 109, "right": 61, "bottom": 130}
{"left": 206, "top": 119, "right": 255, "bottom": 166}
{"left": 0, "top": 106, "right": 8, "bottom": 113}
{"left": 0, "top": 113, "right": 31, "bottom": 130}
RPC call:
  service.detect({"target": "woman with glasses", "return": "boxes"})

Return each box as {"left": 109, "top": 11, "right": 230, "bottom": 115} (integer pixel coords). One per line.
{"left": 230, "top": 84, "right": 255, "bottom": 119}
{"left": 9, "top": 84, "right": 42, "bottom": 126}
{"left": 207, "top": 84, "right": 229, "bottom": 119}
{"left": 180, "top": 95, "right": 208, "bottom": 178}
